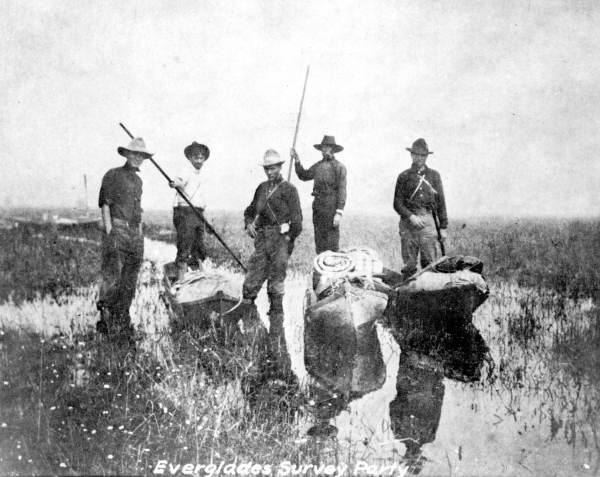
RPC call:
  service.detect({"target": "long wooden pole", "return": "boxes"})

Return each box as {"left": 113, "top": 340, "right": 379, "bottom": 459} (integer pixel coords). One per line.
{"left": 287, "top": 66, "right": 310, "bottom": 182}
{"left": 119, "top": 123, "right": 247, "bottom": 272}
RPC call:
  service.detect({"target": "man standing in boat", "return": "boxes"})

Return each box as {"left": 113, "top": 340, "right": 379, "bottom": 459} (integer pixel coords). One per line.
{"left": 242, "top": 149, "right": 302, "bottom": 380}
{"left": 393, "top": 138, "right": 448, "bottom": 278}
{"left": 96, "top": 137, "right": 152, "bottom": 343}
{"left": 291, "top": 135, "right": 346, "bottom": 254}
{"left": 169, "top": 141, "right": 210, "bottom": 281}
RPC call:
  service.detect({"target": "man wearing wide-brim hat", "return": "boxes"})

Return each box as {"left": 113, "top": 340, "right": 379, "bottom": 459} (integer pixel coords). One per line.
{"left": 242, "top": 149, "right": 302, "bottom": 382}
{"left": 393, "top": 138, "right": 448, "bottom": 278}
{"left": 96, "top": 137, "right": 152, "bottom": 344}
{"left": 291, "top": 135, "right": 347, "bottom": 254}
{"left": 168, "top": 141, "right": 211, "bottom": 281}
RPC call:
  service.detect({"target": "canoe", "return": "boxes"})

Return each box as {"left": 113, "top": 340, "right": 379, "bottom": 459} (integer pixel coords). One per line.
{"left": 161, "top": 261, "right": 245, "bottom": 330}
{"left": 161, "top": 262, "right": 268, "bottom": 382}
{"left": 382, "top": 255, "right": 489, "bottom": 338}
{"left": 304, "top": 280, "right": 388, "bottom": 401}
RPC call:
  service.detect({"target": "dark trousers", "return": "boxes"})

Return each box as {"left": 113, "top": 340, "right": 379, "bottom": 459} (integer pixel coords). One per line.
{"left": 242, "top": 228, "right": 292, "bottom": 378}
{"left": 313, "top": 198, "right": 339, "bottom": 254}
{"left": 242, "top": 227, "right": 289, "bottom": 299}
{"left": 399, "top": 213, "right": 439, "bottom": 277}
{"left": 173, "top": 207, "right": 206, "bottom": 268}
{"left": 98, "top": 221, "right": 144, "bottom": 328}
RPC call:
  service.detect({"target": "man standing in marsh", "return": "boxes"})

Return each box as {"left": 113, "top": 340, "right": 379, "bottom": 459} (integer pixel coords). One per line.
{"left": 291, "top": 135, "right": 346, "bottom": 254}
{"left": 394, "top": 138, "right": 448, "bottom": 279}
{"left": 96, "top": 137, "right": 152, "bottom": 342}
{"left": 242, "top": 149, "right": 302, "bottom": 380}
{"left": 169, "top": 141, "right": 210, "bottom": 281}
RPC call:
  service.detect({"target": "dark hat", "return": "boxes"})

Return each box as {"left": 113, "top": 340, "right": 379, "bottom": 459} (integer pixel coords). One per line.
{"left": 406, "top": 138, "right": 433, "bottom": 155}
{"left": 314, "top": 135, "right": 344, "bottom": 153}
{"left": 117, "top": 137, "right": 153, "bottom": 158}
{"left": 184, "top": 141, "right": 210, "bottom": 159}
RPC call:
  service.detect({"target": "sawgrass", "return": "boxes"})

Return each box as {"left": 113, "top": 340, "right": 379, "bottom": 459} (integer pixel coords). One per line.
{"left": 0, "top": 213, "right": 599, "bottom": 475}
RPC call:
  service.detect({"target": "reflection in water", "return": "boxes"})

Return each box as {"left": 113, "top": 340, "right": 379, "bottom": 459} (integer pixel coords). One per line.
{"left": 306, "top": 320, "right": 386, "bottom": 427}
{"left": 304, "top": 281, "right": 599, "bottom": 474}
{"left": 389, "top": 323, "right": 490, "bottom": 473}
{"left": 306, "top": 309, "right": 491, "bottom": 474}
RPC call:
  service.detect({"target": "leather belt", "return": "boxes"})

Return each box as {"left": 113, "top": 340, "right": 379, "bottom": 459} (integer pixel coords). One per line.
{"left": 113, "top": 218, "right": 140, "bottom": 229}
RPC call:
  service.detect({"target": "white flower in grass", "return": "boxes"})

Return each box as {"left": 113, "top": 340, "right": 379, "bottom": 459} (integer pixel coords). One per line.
{"left": 59, "top": 463, "right": 67, "bottom": 468}
{"left": 107, "top": 455, "right": 114, "bottom": 460}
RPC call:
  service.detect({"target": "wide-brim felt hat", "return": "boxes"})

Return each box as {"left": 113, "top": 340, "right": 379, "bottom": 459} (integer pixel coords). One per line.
{"left": 406, "top": 138, "right": 433, "bottom": 155}
{"left": 184, "top": 141, "right": 210, "bottom": 159}
{"left": 314, "top": 135, "right": 343, "bottom": 153}
{"left": 118, "top": 137, "right": 153, "bottom": 158}
{"left": 260, "top": 149, "right": 284, "bottom": 167}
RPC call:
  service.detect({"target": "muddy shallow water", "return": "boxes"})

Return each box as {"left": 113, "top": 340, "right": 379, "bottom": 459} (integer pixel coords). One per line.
{"left": 2, "top": 238, "right": 596, "bottom": 476}
{"left": 296, "top": 283, "right": 599, "bottom": 476}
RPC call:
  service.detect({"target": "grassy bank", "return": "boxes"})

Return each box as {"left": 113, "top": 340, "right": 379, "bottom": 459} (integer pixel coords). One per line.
{"left": 0, "top": 216, "right": 599, "bottom": 475}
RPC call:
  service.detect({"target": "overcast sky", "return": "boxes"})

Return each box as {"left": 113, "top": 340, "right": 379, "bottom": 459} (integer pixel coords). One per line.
{"left": 2, "top": 0, "right": 599, "bottom": 218}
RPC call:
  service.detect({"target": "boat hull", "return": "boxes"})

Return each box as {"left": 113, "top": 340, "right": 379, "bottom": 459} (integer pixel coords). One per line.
{"left": 384, "top": 277, "right": 489, "bottom": 340}
{"left": 304, "top": 283, "right": 388, "bottom": 398}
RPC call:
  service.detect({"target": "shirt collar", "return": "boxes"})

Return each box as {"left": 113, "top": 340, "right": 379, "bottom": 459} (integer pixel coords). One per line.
{"left": 268, "top": 176, "right": 283, "bottom": 186}
{"left": 410, "top": 164, "right": 428, "bottom": 175}
{"left": 123, "top": 162, "right": 140, "bottom": 172}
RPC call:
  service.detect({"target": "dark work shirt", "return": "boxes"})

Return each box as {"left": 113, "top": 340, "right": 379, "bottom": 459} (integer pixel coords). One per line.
{"left": 393, "top": 165, "right": 447, "bottom": 228}
{"left": 98, "top": 162, "right": 143, "bottom": 226}
{"left": 295, "top": 157, "right": 347, "bottom": 210}
{"left": 244, "top": 177, "right": 302, "bottom": 241}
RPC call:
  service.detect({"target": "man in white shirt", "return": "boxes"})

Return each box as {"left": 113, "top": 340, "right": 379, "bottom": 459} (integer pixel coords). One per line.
{"left": 169, "top": 141, "right": 210, "bottom": 281}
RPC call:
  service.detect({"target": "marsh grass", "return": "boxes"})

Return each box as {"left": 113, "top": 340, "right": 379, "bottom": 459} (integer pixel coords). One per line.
{"left": 0, "top": 214, "right": 599, "bottom": 475}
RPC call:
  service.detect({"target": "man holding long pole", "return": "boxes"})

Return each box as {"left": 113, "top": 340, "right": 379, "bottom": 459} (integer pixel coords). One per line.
{"left": 291, "top": 135, "right": 347, "bottom": 254}
{"left": 393, "top": 138, "right": 448, "bottom": 279}
{"left": 169, "top": 141, "right": 211, "bottom": 281}
{"left": 118, "top": 123, "right": 247, "bottom": 272}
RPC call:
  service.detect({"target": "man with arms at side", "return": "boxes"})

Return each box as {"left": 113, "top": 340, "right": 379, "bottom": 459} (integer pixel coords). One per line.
{"left": 96, "top": 137, "right": 152, "bottom": 343}
{"left": 291, "top": 135, "right": 346, "bottom": 254}
{"left": 394, "top": 138, "right": 448, "bottom": 279}
{"left": 242, "top": 149, "right": 302, "bottom": 381}
{"left": 169, "top": 141, "right": 210, "bottom": 281}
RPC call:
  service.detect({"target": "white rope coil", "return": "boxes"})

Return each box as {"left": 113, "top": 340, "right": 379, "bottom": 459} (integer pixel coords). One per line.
{"left": 313, "top": 251, "right": 355, "bottom": 276}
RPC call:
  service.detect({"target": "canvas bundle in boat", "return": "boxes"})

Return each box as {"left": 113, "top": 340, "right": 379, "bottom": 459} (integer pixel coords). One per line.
{"left": 400, "top": 255, "right": 487, "bottom": 293}
{"left": 171, "top": 270, "right": 240, "bottom": 305}
{"left": 402, "top": 270, "right": 487, "bottom": 293}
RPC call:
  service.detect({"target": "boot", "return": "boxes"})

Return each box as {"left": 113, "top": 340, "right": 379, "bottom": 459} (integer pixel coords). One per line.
{"left": 268, "top": 293, "right": 284, "bottom": 316}
{"left": 266, "top": 293, "right": 293, "bottom": 382}
{"left": 96, "top": 307, "right": 110, "bottom": 335}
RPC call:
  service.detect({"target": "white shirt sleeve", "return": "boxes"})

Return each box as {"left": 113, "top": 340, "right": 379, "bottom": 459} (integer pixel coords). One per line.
{"left": 173, "top": 168, "right": 207, "bottom": 209}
